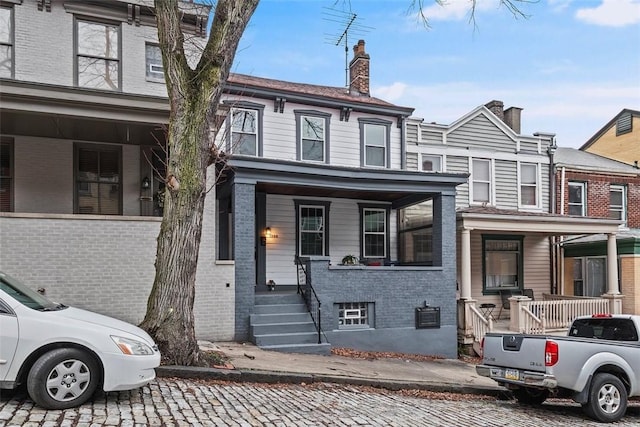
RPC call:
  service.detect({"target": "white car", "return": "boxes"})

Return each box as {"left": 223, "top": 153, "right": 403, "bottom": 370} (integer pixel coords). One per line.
{"left": 0, "top": 271, "right": 160, "bottom": 409}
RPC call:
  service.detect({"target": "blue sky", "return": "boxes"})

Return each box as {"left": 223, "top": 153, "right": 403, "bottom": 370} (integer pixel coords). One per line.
{"left": 229, "top": 0, "right": 640, "bottom": 148}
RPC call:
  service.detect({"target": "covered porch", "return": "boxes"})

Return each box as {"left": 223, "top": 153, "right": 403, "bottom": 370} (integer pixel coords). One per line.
{"left": 455, "top": 207, "right": 623, "bottom": 351}
{"left": 221, "top": 156, "right": 467, "bottom": 356}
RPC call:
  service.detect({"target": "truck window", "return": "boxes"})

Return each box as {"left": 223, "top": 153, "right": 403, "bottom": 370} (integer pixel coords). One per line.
{"left": 570, "top": 318, "right": 638, "bottom": 341}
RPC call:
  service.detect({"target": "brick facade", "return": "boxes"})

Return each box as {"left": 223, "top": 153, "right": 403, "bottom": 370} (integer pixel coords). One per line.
{"left": 555, "top": 170, "right": 640, "bottom": 228}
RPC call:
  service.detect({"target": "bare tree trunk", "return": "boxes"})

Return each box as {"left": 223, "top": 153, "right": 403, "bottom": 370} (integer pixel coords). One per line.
{"left": 140, "top": 0, "right": 258, "bottom": 366}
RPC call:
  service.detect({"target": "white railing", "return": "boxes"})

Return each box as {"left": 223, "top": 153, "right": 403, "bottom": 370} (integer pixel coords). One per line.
{"left": 519, "top": 298, "right": 610, "bottom": 333}
{"left": 469, "top": 304, "right": 493, "bottom": 344}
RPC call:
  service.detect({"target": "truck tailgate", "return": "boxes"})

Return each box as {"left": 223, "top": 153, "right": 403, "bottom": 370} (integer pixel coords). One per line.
{"left": 483, "top": 333, "right": 548, "bottom": 372}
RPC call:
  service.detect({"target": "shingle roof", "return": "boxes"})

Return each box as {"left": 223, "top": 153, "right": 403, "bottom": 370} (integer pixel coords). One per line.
{"left": 554, "top": 147, "right": 639, "bottom": 174}
{"left": 226, "top": 73, "right": 413, "bottom": 113}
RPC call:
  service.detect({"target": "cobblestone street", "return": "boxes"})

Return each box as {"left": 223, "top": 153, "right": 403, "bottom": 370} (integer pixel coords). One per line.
{"left": 1, "top": 378, "right": 640, "bottom": 426}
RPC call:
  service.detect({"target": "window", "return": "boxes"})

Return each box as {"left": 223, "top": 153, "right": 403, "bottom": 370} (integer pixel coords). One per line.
{"left": 568, "top": 182, "right": 586, "bottom": 216}
{"left": 609, "top": 185, "right": 626, "bottom": 223}
{"left": 0, "top": 6, "right": 13, "bottom": 78}
{"left": 337, "top": 302, "right": 372, "bottom": 329}
{"left": 616, "top": 112, "right": 632, "bottom": 136}
{"left": 76, "top": 19, "right": 120, "bottom": 90}
{"left": 362, "top": 207, "right": 387, "bottom": 259}
{"left": 145, "top": 43, "right": 164, "bottom": 81}
{"left": 0, "top": 138, "right": 13, "bottom": 212}
{"left": 231, "top": 109, "right": 258, "bottom": 155}
{"left": 358, "top": 119, "right": 391, "bottom": 168}
{"left": 471, "top": 159, "right": 492, "bottom": 204}
{"left": 295, "top": 200, "right": 330, "bottom": 257}
{"left": 483, "top": 236, "right": 523, "bottom": 293}
{"left": 295, "top": 111, "right": 330, "bottom": 163}
{"left": 75, "top": 144, "right": 121, "bottom": 215}
{"left": 573, "top": 257, "right": 606, "bottom": 297}
{"left": 519, "top": 163, "right": 538, "bottom": 207}
{"left": 398, "top": 200, "right": 433, "bottom": 265}
{"left": 421, "top": 155, "right": 442, "bottom": 172}
{"left": 216, "top": 196, "right": 233, "bottom": 260}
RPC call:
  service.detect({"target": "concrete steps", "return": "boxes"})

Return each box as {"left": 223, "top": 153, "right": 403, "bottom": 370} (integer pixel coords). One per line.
{"left": 250, "top": 291, "right": 330, "bottom": 355}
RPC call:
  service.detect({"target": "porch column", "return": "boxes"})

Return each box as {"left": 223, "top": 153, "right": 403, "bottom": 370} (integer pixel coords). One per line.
{"left": 606, "top": 233, "right": 619, "bottom": 294}
{"left": 460, "top": 227, "right": 472, "bottom": 300}
{"left": 233, "top": 181, "right": 256, "bottom": 341}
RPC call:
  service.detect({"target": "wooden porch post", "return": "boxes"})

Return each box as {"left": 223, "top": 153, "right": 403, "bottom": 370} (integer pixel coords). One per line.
{"left": 606, "top": 233, "right": 619, "bottom": 295}
{"left": 460, "top": 227, "right": 472, "bottom": 300}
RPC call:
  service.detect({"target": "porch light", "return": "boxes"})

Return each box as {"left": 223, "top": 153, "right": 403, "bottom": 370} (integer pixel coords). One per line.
{"left": 141, "top": 176, "right": 151, "bottom": 190}
{"left": 265, "top": 227, "right": 272, "bottom": 238}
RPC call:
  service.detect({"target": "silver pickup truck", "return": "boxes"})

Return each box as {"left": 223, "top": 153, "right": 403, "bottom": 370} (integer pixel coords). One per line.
{"left": 476, "top": 314, "right": 640, "bottom": 423}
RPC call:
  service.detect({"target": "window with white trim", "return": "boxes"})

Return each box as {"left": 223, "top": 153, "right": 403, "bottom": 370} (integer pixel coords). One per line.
{"left": 519, "top": 163, "right": 538, "bottom": 207}
{"left": 231, "top": 108, "right": 258, "bottom": 155}
{"left": 0, "top": 6, "right": 13, "bottom": 78}
{"left": 337, "top": 302, "right": 371, "bottom": 329}
{"left": 471, "top": 158, "right": 491, "bottom": 204}
{"left": 568, "top": 182, "right": 586, "bottom": 216}
{"left": 609, "top": 184, "right": 626, "bottom": 223}
{"left": 76, "top": 19, "right": 120, "bottom": 90}
{"left": 421, "top": 154, "right": 442, "bottom": 172}
{"left": 145, "top": 43, "right": 164, "bottom": 81}
{"left": 363, "top": 208, "right": 386, "bottom": 258}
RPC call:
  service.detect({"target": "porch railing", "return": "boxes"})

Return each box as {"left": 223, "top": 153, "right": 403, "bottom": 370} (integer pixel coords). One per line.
{"left": 469, "top": 304, "right": 493, "bottom": 346}
{"left": 518, "top": 298, "right": 610, "bottom": 334}
{"left": 294, "top": 256, "right": 323, "bottom": 344}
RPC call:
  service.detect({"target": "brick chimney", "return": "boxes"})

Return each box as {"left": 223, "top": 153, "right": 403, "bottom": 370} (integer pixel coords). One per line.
{"left": 504, "top": 106, "right": 523, "bottom": 134}
{"left": 349, "top": 40, "right": 370, "bottom": 96}
{"left": 485, "top": 100, "right": 504, "bottom": 121}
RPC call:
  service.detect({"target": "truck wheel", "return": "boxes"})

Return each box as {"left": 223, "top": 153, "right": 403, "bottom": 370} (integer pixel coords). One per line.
{"left": 584, "top": 373, "right": 627, "bottom": 423}
{"left": 513, "top": 387, "right": 549, "bottom": 405}
{"left": 27, "top": 348, "right": 100, "bottom": 410}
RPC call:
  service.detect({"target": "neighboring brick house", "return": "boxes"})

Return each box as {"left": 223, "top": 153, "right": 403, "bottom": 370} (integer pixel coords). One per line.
{"left": 0, "top": 1, "right": 467, "bottom": 356}
{"left": 580, "top": 109, "right": 640, "bottom": 167}
{"left": 554, "top": 147, "right": 640, "bottom": 315}
{"left": 405, "top": 103, "right": 621, "bottom": 347}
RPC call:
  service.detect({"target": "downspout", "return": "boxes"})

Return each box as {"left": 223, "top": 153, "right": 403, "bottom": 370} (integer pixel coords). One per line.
{"left": 547, "top": 137, "right": 558, "bottom": 294}
{"left": 400, "top": 116, "right": 406, "bottom": 170}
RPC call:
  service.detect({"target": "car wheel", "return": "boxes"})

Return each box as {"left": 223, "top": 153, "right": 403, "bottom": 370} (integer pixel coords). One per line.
{"left": 513, "top": 387, "right": 550, "bottom": 405}
{"left": 584, "top": 373, "right": 628, "bottom": 423}
{"left": 27, "top": 348, "right": 100, "bottom": 410}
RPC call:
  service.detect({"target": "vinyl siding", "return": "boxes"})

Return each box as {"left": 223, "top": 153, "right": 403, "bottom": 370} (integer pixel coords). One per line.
{"left": 495, "top": 159, "right": 518, "bottom": 210}
{"left": 406, "top": 152, "right": 419, "bottom": 171}
{"left": 448, "top": 115, "right": 516, "bottom": 152}
{"left": 421, "top": 130, "right": 443, "bottom": 145}
{"left": 447, "top": 156, "right": 470, "bottom": 209}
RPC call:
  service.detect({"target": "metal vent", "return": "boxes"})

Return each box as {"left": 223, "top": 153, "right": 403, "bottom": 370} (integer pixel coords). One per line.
{"left": 415, "top": 306, "right": 440, "bottom": 329}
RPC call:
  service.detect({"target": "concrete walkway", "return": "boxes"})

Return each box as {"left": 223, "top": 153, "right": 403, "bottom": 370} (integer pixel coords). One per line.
{"left": 157, "top": 342, "right": 508, "bottom": 397}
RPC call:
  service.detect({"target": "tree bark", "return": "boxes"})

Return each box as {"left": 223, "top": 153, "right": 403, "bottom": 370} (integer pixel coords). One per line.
{"left": 140, "top": 0, "right": 258, "bottom": 366}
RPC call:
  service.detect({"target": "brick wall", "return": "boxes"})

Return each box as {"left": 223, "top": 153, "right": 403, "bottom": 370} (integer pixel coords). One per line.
{"left": 555, "top": 170, "right": 640, "bottom": 228}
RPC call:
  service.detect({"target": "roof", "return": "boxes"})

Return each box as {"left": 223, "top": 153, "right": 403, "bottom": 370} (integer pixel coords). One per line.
{"left": 563, "top": 229, "right": 640, "bottom": 246}
{"left": 554, "top": 147, "right": 640, "bottom": 174}
{"left": 226, "top": 73, "right": 414, "bottom": 115}
{"left": 580, "top": 108, "right": 640, "bottom": 150}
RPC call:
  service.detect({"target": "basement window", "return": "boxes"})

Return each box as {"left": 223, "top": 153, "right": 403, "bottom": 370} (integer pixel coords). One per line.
{"left": 336, "top": 302, "right": 373, "bottom": 329}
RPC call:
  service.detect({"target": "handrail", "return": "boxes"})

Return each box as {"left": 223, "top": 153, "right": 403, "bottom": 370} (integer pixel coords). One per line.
{"left": 468, "top": 304, "right": 492, "bottom": 345}
{"left": 520, "top": 306, "right": 545, "bottom": 334}
{"left": 295, "top": 256, "right": 323, "bottom": 344}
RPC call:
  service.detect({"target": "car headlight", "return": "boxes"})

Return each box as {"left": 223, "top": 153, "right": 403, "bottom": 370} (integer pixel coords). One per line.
{"left": 111, "top": 336, "right": 155, "bottom": 355}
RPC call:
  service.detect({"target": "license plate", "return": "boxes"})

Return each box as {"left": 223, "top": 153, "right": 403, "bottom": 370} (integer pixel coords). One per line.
{"left": 505, "top": 369, "right": 520, "bottom": 380}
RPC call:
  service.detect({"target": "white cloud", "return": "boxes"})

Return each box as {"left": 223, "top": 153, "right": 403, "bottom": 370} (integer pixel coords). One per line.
{"left": 419, "top": 0, "right": 502, "bottom": 22}
{"left": 575, "top": 0, "right": 640, "bottom": 27}
{"left": 373, "top": 80, "right": 640, "bottom": 148}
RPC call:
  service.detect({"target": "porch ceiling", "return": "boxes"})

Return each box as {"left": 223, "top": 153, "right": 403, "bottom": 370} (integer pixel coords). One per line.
{"left": 458, "top": 207, "right": 622, "bottom": 235}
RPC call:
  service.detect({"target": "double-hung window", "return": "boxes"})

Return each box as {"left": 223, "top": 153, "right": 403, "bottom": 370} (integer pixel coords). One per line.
{"left": 609, "top": 184, "right": 626, "bottom": 223}
{"left": 76, "top": 19, "right": 120, "bottom": 90}
{"left": 0, "top": 6, "right": 13, "bottom": 78}
{"left": 568, "top": 182, "right": 586, "bottom": 216}
{"left": 359, "top": 119, "right": 391, "bottom": 168}
{"left": 75, "top": 144, "right": 122, "bottom": 215}
{"left": 145, "top": 43, "right": 164, "bottom": 81}
{"left": 295, "top": 111, "right": 330, "bottom": 163}
{"left": 421, "top": 154, "right": 442, "bottom": 172}
{"left": 398, "top": 200, "right": 433, "bottom": 265}
{"left": 471, "top": 158, "right": 492, "bottom": 204}
{"left": 519, "top": 163, "right": 538, "bottom": 207}
{"left": 231, "top": 108, "right": 258, "bottom": 155}
{"left": 295, "top": 200, "right": 330, "bottom": 257}
{"left": 0, "top": 138, "right": 13, "bottom": 212}
{"left": 362, "top": 207, "right": 387, "bottom": 259}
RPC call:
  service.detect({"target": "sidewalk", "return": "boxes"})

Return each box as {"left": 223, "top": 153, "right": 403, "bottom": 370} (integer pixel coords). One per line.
{"left": 157, "top": 342, "right": 509, "bottom": 398}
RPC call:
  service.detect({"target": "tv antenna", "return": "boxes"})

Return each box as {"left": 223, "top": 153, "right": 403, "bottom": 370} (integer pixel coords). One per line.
{"left": 322, "top": 7, "right": 373, "bottom": 87}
